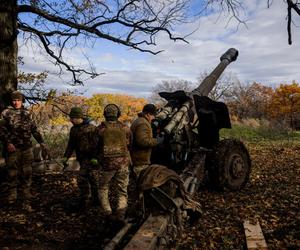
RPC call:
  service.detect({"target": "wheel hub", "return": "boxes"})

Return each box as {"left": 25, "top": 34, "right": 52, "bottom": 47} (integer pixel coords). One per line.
{"left": 229, "top": 154, "right": 245, "bottom": 179}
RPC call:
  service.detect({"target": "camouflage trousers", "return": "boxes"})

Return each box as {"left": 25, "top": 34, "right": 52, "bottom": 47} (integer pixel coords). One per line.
{"left": 133, "top": 165, "right": 150, "bottom": 180}
{"left": 98, "top": 166, "right": 129, "bottom": 215}
{"left": 0, "top": 147, "right": 34, "bottom": 204}
{"left": 78, "top": 161, "right": 100, "bottom": 206}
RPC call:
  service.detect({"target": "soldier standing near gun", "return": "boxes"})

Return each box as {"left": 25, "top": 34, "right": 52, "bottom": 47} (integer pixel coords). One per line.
{"left": 97, "top": 104, "right": 131, "bottom": 221}
{"left": 0, "top": 91, "right": 47, "bottom": 211}
{"left": 63, "top": 107, "right": 99, "bottom": 210}
{"left": 130, "top": 104, "right": 158, "bottom": 178}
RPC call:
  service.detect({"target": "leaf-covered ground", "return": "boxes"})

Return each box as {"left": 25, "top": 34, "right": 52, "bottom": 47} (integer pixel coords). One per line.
{"left": 0, "top": 141, "right": 299, "bottom": 249}
{"left": 177, "top": 141, "right": 300, "bottom": 250}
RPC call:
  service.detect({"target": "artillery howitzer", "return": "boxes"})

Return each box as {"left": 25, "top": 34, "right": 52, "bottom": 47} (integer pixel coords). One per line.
{"left": 151, "top": 48, "right": 251, "bottom": 192}
{"left": 122, "top": 49, "right": 251, "bottom": 249}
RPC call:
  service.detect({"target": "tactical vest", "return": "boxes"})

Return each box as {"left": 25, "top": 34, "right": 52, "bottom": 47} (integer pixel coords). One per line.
{"left": 77, "top": 124, "right": 97, "bottom": 153}
{"left": 101, "top": 121, "right": 127, "bottom": 158}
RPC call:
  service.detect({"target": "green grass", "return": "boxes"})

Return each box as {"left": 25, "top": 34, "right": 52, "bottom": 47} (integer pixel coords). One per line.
{"left": 220, "top": 124, "right": 300, "bottom": 142}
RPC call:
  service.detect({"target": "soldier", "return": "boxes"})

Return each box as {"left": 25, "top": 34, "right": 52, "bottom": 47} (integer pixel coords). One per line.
{"left": 63, "top": 107, "right": 99, "bottom": 210}
{"left": 97, "top": 104, "right": 131, "bottom": 220}
{"left": 0, "top": 91, "right": 46, "bottom": 211}
{"left": 130, "top": 104, "right": 158, "bottom": 178}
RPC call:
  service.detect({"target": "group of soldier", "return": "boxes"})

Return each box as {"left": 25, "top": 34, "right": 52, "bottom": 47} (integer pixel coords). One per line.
{"left": 0, "top": 90, "right": 158, "bottom": 222}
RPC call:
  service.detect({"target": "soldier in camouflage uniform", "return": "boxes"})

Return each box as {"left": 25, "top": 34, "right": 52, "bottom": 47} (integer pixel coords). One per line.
{"left": 63, "top": 107, "right": 99, "bottom": 210}
{"left": 0, "top": 91, "right": 46, "bottom": 210}
{"left": 130, "top": 104, "right": 158, "bottom": 178}
{"left": 97, "top": 104, "right": 132, "bottom": 220}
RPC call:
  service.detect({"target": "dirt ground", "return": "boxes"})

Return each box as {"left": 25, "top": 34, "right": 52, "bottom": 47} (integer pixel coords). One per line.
{"left": 0, "top": 141, "right": 299, "bottom": 249}
{"left": 177, "top": 141, "right": 300, "bottom": 250}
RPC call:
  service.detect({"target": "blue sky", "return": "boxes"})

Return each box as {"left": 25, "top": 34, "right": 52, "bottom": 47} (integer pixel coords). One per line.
{"left": 18, "top": 0, "right": 300, "bottom": 99}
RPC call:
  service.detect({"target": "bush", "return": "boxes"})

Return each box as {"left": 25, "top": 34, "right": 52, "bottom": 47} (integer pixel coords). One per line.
{"left": 38, "top": 126, "right": 70, "bottom": 159}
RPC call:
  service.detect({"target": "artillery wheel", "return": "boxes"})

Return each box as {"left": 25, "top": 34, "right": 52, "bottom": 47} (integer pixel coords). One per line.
{"left": 208, "top": 139, "right": 251, "bottom": 191}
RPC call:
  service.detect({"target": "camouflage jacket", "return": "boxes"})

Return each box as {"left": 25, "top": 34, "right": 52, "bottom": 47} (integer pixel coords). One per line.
{"left": 64, "top": 120, "right": 98, "bottom": 163}
{"left": 0, "top": 106, "right": 44, "bottom": 150}
{"left": 97, "top": 120, "right": 132, "bottom": 170}
{"left": 130, "top": 116, "right": 157, "bottom": 166}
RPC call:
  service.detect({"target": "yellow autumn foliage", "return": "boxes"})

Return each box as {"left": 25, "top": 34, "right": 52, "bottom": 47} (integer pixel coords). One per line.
{"left": 85, "top": 93, "right": 147, "bottom": 123}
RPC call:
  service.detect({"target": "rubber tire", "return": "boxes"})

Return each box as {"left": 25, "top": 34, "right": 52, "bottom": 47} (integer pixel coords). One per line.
{"left": 208, "top": 139, "right": 251, "bottom": 191}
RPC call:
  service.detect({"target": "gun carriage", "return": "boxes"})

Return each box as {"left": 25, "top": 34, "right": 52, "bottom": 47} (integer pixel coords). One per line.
{"left": 151, "top": 48, "right": 251, "bottom": 193}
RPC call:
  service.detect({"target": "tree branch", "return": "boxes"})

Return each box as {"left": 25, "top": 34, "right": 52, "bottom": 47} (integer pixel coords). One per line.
{"left": 18, "top": 4, "right": 186, "bottom": 54}
{"left": 18, "top": 23, "right": 101, "bottom": 85}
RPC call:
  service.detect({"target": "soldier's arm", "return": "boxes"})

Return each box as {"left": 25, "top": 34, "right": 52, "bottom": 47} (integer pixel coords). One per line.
{"left": 63, "top": 128, "right": 75, "bottom": 159}
{"left": 90, "top": 126, "right": 99, "bottom": 158}
{"left": 135, "top": 123, "right": 157, "bottom": 148}
{"left": 125, "top": 126, "right": 132, "bottom": 149}
{"left": 30, "top": 119, "right": 44, "bottom": 144}
{"left": 95, "top": 125, "right": 104, "bottom": 160}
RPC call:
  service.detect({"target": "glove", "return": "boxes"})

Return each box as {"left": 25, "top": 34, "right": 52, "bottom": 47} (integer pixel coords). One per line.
{"left": 62, "top": 157, "right": 69, "bottom": 169}
{"left": 90, "top": 158, "right": 98, "bottom": 166}
{"left": 7, "top": 143, "right": 16, "bottom": 153}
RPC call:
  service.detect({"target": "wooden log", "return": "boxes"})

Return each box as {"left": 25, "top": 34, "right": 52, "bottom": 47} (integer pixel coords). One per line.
{"left": 124, "top": 215, "right": 169, "bottom": 250}
{"left": 244, "top": 220, "right": 268, "bottom": 250}
{"left": 103, "top": 223, "right": 132, "bottom": 250}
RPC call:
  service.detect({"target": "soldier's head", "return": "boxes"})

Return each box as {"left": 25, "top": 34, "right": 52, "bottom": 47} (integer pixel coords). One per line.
{"left": 142, "top": 104, "right": 157, "bottom": 122}
{"left": 69, "top": 107, "right": 84, "bottom": 125}
{"left": 103, "top": 104, "right": 121, "bottom": 121}
{"left": 11, "top": 91, "right": 24, "bottom": 109}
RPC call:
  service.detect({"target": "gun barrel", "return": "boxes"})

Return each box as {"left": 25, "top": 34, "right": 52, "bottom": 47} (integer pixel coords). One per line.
{"left": 191, "top": 48, "right": 238, "bottom": 96}
{"left": 156, "top": 106, "right": 173, "bottom": 120}
{"left": 164, "top": 100, "right": 192, "bottom": 134}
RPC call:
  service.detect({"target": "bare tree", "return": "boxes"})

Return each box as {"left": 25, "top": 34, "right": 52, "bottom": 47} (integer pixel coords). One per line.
{"left": 286, "top": 0, "right": 300, "bottom": 44}
{"left": 0, "top": 0, "right": 191, "bottom": 111}
{"left": 0, "top": 0, "right": 299, "bottom": 112}
{"left": 199, "top": 0, "right": 300, "bottom": 45}
{"left": 150, "top": 79, "right": 195, "bottom": 104}
{"left": 196, "top": 71, "right": 240, "bottom": 101}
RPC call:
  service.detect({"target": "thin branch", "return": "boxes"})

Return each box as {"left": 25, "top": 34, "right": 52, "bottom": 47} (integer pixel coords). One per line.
{"left": 18, "top": 23, "right": 101, "bottom": 85}
{"left": 17, "top": 4, "right": 186, "bottom": 54}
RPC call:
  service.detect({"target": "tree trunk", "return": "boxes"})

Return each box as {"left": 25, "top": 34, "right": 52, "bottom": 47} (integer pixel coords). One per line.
{"left": 0, "top": 0, "right": 18, "bottom": 113}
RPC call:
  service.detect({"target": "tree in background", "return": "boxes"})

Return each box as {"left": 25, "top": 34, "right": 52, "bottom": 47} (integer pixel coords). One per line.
{"left": 0, "top": 0, "right": 193, "bottom": 111}
{"left": 150, "top": 80, "right": 195, "bottom": 105}
{"left": 225, "top": 82, "right": 274, "bottom": 121}
{"left": 30, "top": 95, "right": 87, "bottom": 126}
{"left": 150, "top": 72, "right": 240, "bottom": 105}
{"left": 197, "top": 71, "right": 239, "bottom": 101}
{"left": 269, "top": 82, "right": 300, "bottom": 129}
{"left": 85, "top": 93, "right": 147, "bottom": 123}
{"left": 2, "top": 0, "right": 298, "bottom": 112}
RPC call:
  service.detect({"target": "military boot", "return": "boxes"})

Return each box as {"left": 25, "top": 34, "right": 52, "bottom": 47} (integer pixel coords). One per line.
{"left": 114, "top": 208, "right": 126, "bottom": 222}
{"left": 98, "top": 189, "right": 112, "bottom": 217}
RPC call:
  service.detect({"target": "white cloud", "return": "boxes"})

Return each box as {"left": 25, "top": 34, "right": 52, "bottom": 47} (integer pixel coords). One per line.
{"left": 18, "top": 0, "right": 300, "bottom": 98}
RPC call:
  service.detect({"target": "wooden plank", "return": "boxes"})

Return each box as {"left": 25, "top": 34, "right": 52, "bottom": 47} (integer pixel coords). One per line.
{"left": 244, "top": 220, "right": 268, "bottom": 250}
{"left": 103, "top": 223, "right": 132, "bottom": 250}
{"left": 124, "top": 215, "right": 169, "bottom": 250}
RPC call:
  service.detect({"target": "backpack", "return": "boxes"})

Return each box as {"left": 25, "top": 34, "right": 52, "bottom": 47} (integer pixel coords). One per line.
{"left": 101, "top": 121, "right": 127, "bottom": 158}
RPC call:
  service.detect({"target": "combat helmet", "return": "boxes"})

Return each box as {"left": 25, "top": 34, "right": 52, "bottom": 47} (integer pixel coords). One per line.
{"left": 11, "top": 91, "right": 24, "bottom": 101}
{"left": 69, "top": 107, "right": 84, "bottom": 119}
{"left": 103, "top": 104, "right": 121, "bottom": 118}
